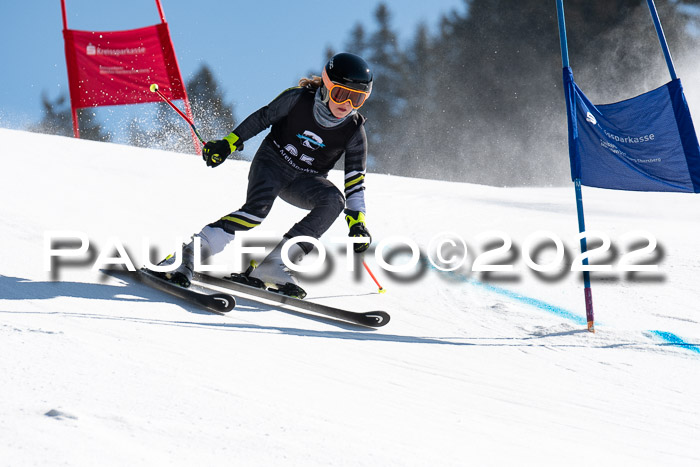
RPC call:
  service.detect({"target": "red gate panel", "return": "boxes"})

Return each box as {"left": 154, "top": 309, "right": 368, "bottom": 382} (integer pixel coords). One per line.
{"left": 63, "top": 23, "right": 186, "bottom": 109}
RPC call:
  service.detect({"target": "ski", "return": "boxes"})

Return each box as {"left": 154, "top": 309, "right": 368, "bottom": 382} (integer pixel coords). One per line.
{"left": 106, "top": 268, "right": 236, "bottom": 314}
{"left": 193, "top": 272, "right": 390, "bottom": 327}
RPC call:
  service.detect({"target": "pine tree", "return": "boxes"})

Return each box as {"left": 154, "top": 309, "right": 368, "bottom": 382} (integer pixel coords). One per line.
{"left": 188, "top": 64, "right": 239, "bottom": 157}
{"left": 393, "top": 23, "right": 441, "bottom": 179}
{"left": 30, "top": 92, "right": 110, "bottom": 142}
{"left": 30, "top": 92, "right": 73, "bottom": 137}
{"left": 359, "top": 3, "right": 406, "bottom": 174}
{"left": 345, "top": 23, "right": 368, "bottom": 57}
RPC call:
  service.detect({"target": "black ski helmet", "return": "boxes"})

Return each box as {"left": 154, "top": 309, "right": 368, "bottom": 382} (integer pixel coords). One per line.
{"left": 324, "top": 52, "right": 373, "bottom": 94}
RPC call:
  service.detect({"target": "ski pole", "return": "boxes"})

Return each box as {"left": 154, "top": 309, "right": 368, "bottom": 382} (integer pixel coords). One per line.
{"left": 363, "top": 260, "right": 386, "bottom": 294}
{"left": 149, "top": 83, "right": 206, "bottom": 144}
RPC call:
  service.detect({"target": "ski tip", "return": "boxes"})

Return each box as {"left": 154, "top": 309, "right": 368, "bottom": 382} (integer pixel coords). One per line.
{"left": 211, "top": 293, "right": 236, "bottom": 312}
{"left": 362, "top": 311, "right": 390, "bottom": 327}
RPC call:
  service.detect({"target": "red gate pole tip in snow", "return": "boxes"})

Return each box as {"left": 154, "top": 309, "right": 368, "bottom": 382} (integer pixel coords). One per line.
{"left": 363, "top": 260, "right": 386, "bottom": 294}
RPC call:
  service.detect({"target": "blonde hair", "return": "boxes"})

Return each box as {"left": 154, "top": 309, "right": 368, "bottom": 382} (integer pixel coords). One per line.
{"left": 299, "top": 75, "right": 323, "bottom": 89}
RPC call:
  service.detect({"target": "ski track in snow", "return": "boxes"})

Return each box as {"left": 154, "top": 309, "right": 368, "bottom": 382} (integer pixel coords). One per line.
{"left": 0, "top": 128, "right": 699, "bottom": 466}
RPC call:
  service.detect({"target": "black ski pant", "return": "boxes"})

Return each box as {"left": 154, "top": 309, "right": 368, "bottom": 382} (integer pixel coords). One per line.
{"left": 207, "top": 141, "right": 345, "bottom": 252}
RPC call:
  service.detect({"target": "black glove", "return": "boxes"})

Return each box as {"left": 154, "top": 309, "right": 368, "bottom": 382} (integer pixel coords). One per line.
{"left": 202, "top": 132, "right": 241, "bottom": 168}
{"left": 345, "top": 210, "right": 371, "bottom": 253}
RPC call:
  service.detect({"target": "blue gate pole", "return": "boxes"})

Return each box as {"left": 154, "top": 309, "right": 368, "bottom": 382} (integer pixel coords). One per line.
{"left": 646, "top": 0, "right": 678, "bottom": 80}
{"left": 556, "top": 0, "right": 569, "bottom": 68}
{"left": 556, "top": 0, "right": 595, "bottom": 332}
{"left": 574, "top": 180, "right": 595, "bottom": 332}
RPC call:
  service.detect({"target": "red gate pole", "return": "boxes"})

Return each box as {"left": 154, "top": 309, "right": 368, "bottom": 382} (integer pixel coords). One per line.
{"left": 155, "top": 0, "right": 201, "bottom": 154}
{"left": 155, "top": 0, "right": 167, "bottom": 23}
{"left": 70, "top": 108, "right": 80, "bottom": 139}
{"left": 61, "top": 0, "right": 80, "bottom": 138}
{"left": 363, "top": 260, "right": 386, "bottom": 294}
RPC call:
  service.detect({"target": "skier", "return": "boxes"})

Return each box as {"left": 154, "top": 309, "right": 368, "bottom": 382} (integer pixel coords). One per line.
{"left": 158, "top": 52, "right": 374, "bottom": 298}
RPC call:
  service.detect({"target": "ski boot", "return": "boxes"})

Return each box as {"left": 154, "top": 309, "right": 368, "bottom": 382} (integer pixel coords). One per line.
{"left": 154, "top": 247, "right": 194, "bottom": 288}
{"left": 226, "top": 238, "right": 308, "bottom": 299}
{"left": 152, "top": 225, "right": 233, "bottom": 288}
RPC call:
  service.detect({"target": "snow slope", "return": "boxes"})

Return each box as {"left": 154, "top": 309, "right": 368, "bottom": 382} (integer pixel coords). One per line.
{"left": 1, "top": 127, "right": 699, "bottom": 466}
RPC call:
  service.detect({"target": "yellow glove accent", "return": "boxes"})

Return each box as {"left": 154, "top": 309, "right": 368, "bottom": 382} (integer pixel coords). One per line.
{"left": 345, "top": 211, "right": 366, "bottom": 228}
{"left": 223, "top": 132, "right": 240, "bottom": 152}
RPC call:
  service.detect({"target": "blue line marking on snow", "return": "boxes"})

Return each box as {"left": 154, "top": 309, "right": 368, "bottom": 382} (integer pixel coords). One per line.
{"left": 471, "top": 279, "right": 588, "bottom": 325}
{"left": 648, "top": 330, "right": 700, "bottom": 354}
{"left": 424, "top": 260, "right": 698, "bottom": 354}
{"left": 434, "top": 264, "right": 586, "bottom": 325}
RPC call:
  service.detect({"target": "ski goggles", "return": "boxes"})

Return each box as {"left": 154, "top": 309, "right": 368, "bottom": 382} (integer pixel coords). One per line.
{"left": 322, "top": 69, "right": 370, "bottom": 109}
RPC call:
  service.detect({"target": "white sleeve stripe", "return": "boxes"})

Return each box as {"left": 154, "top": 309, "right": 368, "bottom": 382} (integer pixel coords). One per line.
{"left": 345, "top": 185, "right": 365, "bottom": 197}
{"left": 232, "top": 210, "right": 266, "bottom": 223}
{"left": 345, "top": 170, "right": 365, "bottom": 180}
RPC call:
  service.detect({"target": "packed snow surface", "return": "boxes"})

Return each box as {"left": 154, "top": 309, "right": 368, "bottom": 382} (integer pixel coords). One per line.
{"left": 1, "top": 128, "right": 698, "bottom": 466}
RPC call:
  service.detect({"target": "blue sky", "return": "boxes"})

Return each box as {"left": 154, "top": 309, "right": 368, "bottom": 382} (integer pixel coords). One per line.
{"left": 0, "top": 0, "right": 467, "bottom": 145}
